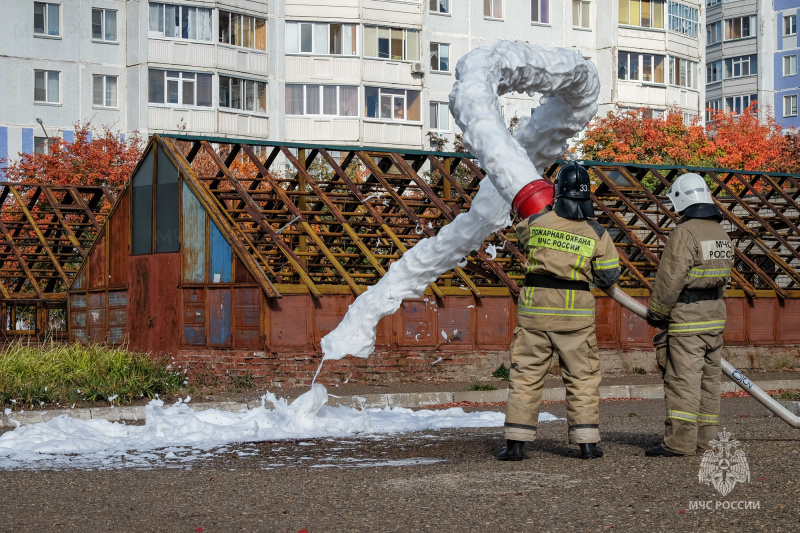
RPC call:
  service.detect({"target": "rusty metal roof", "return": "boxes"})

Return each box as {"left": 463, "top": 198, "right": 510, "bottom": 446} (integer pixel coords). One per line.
{"left": 0, "top": 183, "right": 116, "bottom": 304}
{"left": 157, "top": 135, "right": 800, "bottom": 299}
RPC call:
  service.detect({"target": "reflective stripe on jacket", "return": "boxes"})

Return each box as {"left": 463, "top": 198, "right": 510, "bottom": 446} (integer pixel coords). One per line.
{"left": 516, "top": 207, "right": 620, "bottom": 332}
{"left": 647, "top": 218, "right": 733, "bottom": 336}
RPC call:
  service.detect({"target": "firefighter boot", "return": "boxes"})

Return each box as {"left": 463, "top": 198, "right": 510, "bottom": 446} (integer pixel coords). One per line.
{"left": 498, "top": 440, "right": 525, "bottom": 461}
{"left": 579, "top": 443, "right": 604, "bottom": 459}
{"left": 645, "top": 444, "right": 686, "bottom": 457}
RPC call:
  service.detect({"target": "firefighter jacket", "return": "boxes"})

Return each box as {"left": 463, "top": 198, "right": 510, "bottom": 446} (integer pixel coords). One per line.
{"left": 647, "top": 218, "right": 733, "bottom": 336}
{"left": 515, "top": 207, "right": 621, "bottom": 332}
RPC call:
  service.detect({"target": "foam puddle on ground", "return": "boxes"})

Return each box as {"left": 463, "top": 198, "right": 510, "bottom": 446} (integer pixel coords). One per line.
{"left": 0, "top": 384, "right": 560, "bottom": 471}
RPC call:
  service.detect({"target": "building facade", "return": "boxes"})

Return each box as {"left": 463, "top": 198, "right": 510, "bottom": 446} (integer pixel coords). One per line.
{"left": 0, "top": 0, "right": 706, "bottom": 165}
{"left": 704, "top": 0, "right": 768, "bottom": 123}
{"left": 774, "top": 0, "right": 800, "bottom": 128}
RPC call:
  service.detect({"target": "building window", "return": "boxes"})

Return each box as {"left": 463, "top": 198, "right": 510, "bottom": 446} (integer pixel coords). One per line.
{"left": 34, "top": 137, "right": 49, "bottom": 154}
{"left": 285, "top": 85, "right": 359, "bottom": 117}
{"left": 92, "top": 9, "right": 117, "bottom": 41}
{"left": 618, "top": 0, "right": 664, "bottom": 29}
{"left": 706, "top": 0, "right": 721, "bottom": 6}
{"left": 573, "top": 1, "right": 590, "bottom": 28}
{"left": 706, "top": 60, "right": 722, "bottom": 83}
{"left": 484, "top": 0, "right": 503, "bottom": 19}
{"left": 219, "top": 11, "right": 266, "bottom": 50}
{"left": 364, "top": 87, "right": 421, "bottom": 121}
{"left": 785, "top": 14, "right": 797, "bottom": 36}
{"left": 705, "top": 99, "right": 722, "bottom": 122}
{"left": 706, "top": 21, "right": 722, "bottom": 45}
{"left": 724, "top": 15, "right": 756, "bottom": 40}
{"left": 532, "top": 0, "right": 549, "bottom": 23}
{"left": 34, "top": 70, "right": 60, "bottom": 103}
{"left": 286, "top": 22, "right": 357, "bottom": 56}
{"left": 726, "top": 94, "right": 757, "bottom": 116}
{"left": 34, "top": 2, "right": 60, "bottom": 36}
{"left": 430, "top": 43, "right": 450, "bottom": 72}
{"left": 724, "top": 55, "right": 757, "bottom": 79}
{"left": 784, "top": 95, "right": 798, "bottom": 117}
{"left": 220, "top": 76, "right": 266, "bottom": 113}
{"left": 93, "top": 75, "right": 118, "bottom": 107}
{"left": 430, "top": 101, "right": 449, "bottom": 130}
{"left": 668, "top": 2, "right": 698, "bottom": 37}
{"left": 669, "top": 57, "right": 697, "bottom": 89}
{"left": 785, "top": 55, "right": 798, "bottom": 77}
{"left": 148, "top": 3, "right": 213, "bottom": 41}
{"left": 618, "top": 52, "right": 665, "bottom": 83}
{"left": 430, "top": 0, "right": 449, "bottom": 14}
{"left": 148, "top": 69, "right": 213, "bottom": 107}
{"left": 364, "top": 26, "right": 420, "bottom": 61}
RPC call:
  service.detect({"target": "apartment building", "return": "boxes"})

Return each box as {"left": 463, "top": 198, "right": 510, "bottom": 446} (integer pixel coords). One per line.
{"left": 613, "top": 0, "right": 704, "bottom": 123}
{"left": 704, "top": 0, "right": 763, "bottom": 122}
{"left": 774, "top": 0, "right": 800, "bottom": 129}
{"left": 0, "top": 0, "right": 705, "bottom": 165}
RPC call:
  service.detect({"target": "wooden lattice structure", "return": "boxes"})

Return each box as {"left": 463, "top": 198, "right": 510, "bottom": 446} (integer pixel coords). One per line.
{"left": 576, "top": 163, "right": 800, "bottom": 299}
{"left": 0, "top": 183, "right": 116, "bottom": 337}
{"left": 63, "top": 136, "right": 800, "bottom": 381}
{"left": 166, "top": 135, "right": 800, "bottom": 299}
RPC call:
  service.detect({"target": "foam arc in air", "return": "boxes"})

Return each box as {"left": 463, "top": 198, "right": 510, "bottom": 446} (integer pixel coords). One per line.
{"left": 321, "top": 41, "right": 600, "bottom": 361}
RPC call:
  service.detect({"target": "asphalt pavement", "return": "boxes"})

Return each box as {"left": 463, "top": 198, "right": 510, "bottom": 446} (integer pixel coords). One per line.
{"left": 1, "top": 393, "right": 799, "bottom": 532}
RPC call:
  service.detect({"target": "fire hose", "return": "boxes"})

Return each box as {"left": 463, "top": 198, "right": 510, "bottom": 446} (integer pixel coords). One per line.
{"left": 603, "top": 285, "right": 800, "bottom": 428}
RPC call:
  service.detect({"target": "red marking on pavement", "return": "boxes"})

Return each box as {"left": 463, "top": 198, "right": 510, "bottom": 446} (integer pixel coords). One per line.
{"left": 420, "top": 401, "right": 507, "bottom": 409}
{"left": 721, "top": 389, "right": 785, "bottom": 398}
{"left": 421, "top": 397, "right": 647, "bottom": 409}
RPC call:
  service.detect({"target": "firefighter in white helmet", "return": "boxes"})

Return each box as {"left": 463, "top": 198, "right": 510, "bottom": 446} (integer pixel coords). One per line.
{"left": 646, "top": 173, "right": 734, "bottom": 457}
{"left": 499, "top": 162, "right": 620, "bottom": 461}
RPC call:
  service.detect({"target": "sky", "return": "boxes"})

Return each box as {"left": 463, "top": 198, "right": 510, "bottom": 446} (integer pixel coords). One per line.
{"left": 0, "top": 384, "right": 560, "bottom": 471}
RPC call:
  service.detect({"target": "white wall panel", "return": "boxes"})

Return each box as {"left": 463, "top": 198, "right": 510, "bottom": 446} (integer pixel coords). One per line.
{"left": 285, "top": 118, "right": 359, "bottom": 143}
{"left": 363, "top": 121, "right": 422, "bottom": 146}
{"left": 285, "top": 57, "right": 360, "bottom": 82}
{"left": 147, "top": 40, "right": 215, "bottom": 69}
{"left": 363, "top": 60, "right": 420, "bottom": 86}
{"left": 148, "top": 106, "right": 216, "bottom": 134}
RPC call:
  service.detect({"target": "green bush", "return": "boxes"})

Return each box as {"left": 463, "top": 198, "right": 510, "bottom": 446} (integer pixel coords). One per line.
{"left": 774, "top": 390, "right": 800, "bottom": 401}
{"left": 0, "top": 342, "right": 184, "bottom": 408}
{"left": 492, "top": 363, "right": 510, "bottom": 381}
{"left": 469, "top": 379, "right": 497, "bottom": 391}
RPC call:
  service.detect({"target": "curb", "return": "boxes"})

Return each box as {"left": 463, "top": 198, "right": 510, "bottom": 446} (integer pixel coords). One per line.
{"left": 3, "top": 379, "right": 800, "bottom": 429}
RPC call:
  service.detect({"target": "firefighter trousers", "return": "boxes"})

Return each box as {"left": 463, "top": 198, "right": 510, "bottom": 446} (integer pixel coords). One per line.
{"left": 505, "top": 325, "right": 601, "bottom": 444}
{"left": 662, "top": 332, "right": 724, "bottom": 455}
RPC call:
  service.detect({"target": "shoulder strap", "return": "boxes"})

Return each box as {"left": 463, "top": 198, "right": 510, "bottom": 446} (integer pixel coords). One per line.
{"left": 586, "top": 219, "right": 606, "bottom": 238}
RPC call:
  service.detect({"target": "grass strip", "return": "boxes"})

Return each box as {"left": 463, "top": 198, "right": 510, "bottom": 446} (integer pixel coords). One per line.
{"left": 0, "top": 341, "right": 183, "bottom": 408}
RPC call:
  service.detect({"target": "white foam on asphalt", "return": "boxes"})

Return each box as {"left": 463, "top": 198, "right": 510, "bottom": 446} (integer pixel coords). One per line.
{"left": 0, "top": 384, "right": 560, "bottom": 471}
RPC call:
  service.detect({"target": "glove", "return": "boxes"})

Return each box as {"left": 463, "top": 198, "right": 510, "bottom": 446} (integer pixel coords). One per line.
{"left": 646, "top": 315, "right": 668, "bottom": 330}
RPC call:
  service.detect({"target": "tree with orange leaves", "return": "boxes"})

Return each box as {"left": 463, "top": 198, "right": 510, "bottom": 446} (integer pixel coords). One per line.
{"left": 577, "top": 104, "right": 789, "bottom": 172}
{"left": 0, "top": 123, "right": 143, "bottom": 187}
{"left": 577, "top": 106, "right": 709, "bottom": 166}
{"left": 704, "top": 104, "right": 786, "bottom": 171}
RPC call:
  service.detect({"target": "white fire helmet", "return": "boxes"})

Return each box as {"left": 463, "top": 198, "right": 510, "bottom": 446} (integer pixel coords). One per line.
{"left": 666, "top": 173, "right": 714, "bottom": 214}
